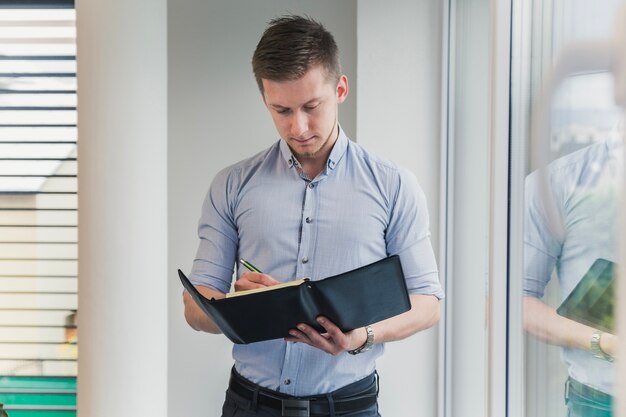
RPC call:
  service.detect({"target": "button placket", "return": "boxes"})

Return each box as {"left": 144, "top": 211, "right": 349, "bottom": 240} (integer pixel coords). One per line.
{"left": 296, "top": 181, "right": 316, "bottom": 279}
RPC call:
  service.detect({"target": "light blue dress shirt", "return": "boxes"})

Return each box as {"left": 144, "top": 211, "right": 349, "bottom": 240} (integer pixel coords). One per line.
{"left": 190, "top": 128, "right": 444, "bottom": 396}
{"left": 524, "top": 135, "right": 622, "bottom": 396}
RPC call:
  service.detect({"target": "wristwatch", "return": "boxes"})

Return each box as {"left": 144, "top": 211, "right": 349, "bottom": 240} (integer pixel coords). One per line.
{"left": 590, "top": 330, "right": 613, "bottom": 362}
{"left": 348, "top": 326, "right": 374, "bottom": 355}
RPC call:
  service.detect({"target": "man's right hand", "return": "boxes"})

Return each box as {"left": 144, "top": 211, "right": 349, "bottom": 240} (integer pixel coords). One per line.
{"left": 234, "top": 271, "right": 281, "bottom": 292}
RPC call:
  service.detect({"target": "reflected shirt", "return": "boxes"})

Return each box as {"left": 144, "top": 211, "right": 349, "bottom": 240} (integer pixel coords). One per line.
{"left": 524, "top": 135, "right": 623, "bottom": 395}
{"left": 189, "top": 128, "right": 444, "bottom": 396}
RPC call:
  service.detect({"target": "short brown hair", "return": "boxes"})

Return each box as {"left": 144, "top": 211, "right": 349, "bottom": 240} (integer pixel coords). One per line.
{"left": 252, "top": 15, "right": 341, "bottom": 93}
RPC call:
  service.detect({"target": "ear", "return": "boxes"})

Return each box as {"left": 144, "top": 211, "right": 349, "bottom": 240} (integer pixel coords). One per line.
{"left": 336, "top": 75, "right": 349, "bottom": 104}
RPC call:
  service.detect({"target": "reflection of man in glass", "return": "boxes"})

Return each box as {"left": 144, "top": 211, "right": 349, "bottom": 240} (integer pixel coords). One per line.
{"left": 523, "top": 131, "right": 622, "bottom": 416}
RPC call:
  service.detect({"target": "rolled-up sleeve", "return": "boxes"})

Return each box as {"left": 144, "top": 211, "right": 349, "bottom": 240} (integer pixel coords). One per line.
{"left": 189, "top": 168, "right": 239, "bottom": 294}
{"left": 523, "top": 170, "right": 562, "bottom": 299}
{"left": 386, "top": 167, "right": 444, "bottom": 299}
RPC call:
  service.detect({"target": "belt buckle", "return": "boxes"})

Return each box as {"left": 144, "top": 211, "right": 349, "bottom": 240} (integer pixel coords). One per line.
{"left": 281, "top": 399, "right": 310, "bottom": 417}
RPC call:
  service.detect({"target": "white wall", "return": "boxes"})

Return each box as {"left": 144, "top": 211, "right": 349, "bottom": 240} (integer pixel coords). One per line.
{"left": 76, "top": 0, "right": 168, "bottom": 415}
{"left": 356, "top": 1, "right": 443, "bottom": 416}
{"left": 167, "top": 2, "right": 357, "bottom": 416}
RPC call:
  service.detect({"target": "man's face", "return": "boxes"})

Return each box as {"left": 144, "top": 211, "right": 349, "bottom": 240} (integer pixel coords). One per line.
{"left": 262, "top": 65, "right": 348, "bottom": 162}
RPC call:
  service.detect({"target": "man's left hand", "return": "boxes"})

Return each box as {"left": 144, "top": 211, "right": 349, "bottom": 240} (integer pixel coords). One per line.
{"left": 285, "top": 316, "right": 367, "bottom": 356}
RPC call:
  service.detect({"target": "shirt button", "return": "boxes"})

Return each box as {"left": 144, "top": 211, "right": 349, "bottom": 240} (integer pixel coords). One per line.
{"left": 302, "top": 257, "right": 309, "bottom": 264}
{"left": 284, "top": 379, "right": 291, "bottom": 385}
{"left": 305, "top": 217, "right": 312, "bottom": 223}
{"left": 308, "top": 182, "right": 315, "bottom": 188}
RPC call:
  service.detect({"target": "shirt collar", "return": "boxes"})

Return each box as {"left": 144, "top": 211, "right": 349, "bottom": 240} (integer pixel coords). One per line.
{"left": 279, "top": 125, "right": 349, "bottom": 171}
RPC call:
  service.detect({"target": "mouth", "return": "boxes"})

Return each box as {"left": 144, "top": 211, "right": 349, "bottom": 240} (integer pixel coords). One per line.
{"left": 292, "top": 136, "right": 316, "bottom": 145}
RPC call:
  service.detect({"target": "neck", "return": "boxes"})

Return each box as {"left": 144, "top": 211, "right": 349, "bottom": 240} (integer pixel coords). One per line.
{"left": 301, "top": 161, "right": 325, "bottom": 180}
{"left": 299, "top": 124, "right": 339, "bottom": 179}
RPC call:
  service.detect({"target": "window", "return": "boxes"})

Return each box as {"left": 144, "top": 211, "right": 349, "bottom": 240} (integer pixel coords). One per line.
{"left": 0, "top": 4, "right": 77, "bottom": 416}
{"left": 511, "top": 0, "right": 624, "bottom": 416}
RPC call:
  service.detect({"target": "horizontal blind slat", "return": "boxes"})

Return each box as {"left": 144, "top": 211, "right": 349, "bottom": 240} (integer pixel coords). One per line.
{"left": 0, "top": 277, "right": 76, "bottom": 292}
{"left": 0, "top": 311, "right": 75, "bottom": 327}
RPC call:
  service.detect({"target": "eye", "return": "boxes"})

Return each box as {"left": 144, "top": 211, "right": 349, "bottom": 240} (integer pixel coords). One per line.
{"left": 276, "top": 108, "right": 290, "bottom": 115}
{"left": 304, "top": 104, "right": 320, "bottom": 111}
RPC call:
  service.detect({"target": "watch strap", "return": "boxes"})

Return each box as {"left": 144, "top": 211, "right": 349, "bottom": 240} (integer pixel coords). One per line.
{"left": 348, "top": 326, "right": 374, "bottom": 355}
{"left": 590, "top": 330, "right": 613, "bottom": 362}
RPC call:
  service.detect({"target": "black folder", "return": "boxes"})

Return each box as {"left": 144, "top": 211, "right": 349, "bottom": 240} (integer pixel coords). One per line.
{"left": 556, "top": 258, "right": 615, "bottom": 333}
{"left": 178, "top": 255, "right": 411, "bottom": 344}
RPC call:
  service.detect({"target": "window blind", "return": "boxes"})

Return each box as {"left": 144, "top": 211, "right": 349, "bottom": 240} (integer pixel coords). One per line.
{"left": 0, "top": 7, "right": 77, "bottom": 380}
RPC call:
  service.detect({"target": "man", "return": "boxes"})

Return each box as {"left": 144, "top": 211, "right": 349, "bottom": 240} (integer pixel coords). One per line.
{"left": 523, "top": 132, "right": 622, "bottom": 417}
{"left": 183, "top": 15, "right": 444, "bottom": 417}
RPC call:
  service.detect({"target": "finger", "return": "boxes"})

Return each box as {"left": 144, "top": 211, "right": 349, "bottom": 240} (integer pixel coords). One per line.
{"left": 315, "top": 318, "right": 352, "bottom": 352}
{"left": 296, "top": 323, "right": 337, "bottom": 352}
{"left": 233, "top": 279, "right": 268, "bottom": 292}
{"left": 286, "top": 329, "right": 331, "bottom": 343}
{"left": 240, "top": 272, "right": 281, "bottom": 286}
{"left": 316, "top": 317, "right": 344, "bottom": 339}
{"left": 257, "top": 273, "right": 281, "bottom": 286}
{"left": 286, "top": 329, "right": 307, "bottom": 342}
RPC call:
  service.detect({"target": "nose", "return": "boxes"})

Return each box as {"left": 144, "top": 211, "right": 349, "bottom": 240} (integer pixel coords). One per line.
{"left": 290, "top": 111, "right": 308, "bottom": 138}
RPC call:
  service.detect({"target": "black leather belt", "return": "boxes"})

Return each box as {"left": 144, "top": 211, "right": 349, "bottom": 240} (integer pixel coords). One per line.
{"left": 228, "top": 369, "right": 378, "bottom": 417}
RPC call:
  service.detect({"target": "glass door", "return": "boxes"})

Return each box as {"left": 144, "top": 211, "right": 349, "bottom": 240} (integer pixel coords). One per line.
{"left": 511, "top": 1, "right": 624, "bottom": 416}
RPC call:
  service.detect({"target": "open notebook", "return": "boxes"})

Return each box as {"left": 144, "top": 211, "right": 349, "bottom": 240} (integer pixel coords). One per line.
{"left": 179, "top": 255, "right": 411, "bottom": 344}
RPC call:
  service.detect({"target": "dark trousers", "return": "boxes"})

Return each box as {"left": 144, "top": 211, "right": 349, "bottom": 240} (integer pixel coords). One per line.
{"left": 565, "top": 377, "right": 612, "bottom": 417}
{"left": 221, "top": 369, "right": 380, "bottom": 417}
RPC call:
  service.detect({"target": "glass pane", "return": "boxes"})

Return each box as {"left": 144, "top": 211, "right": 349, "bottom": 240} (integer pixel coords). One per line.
{"left": 0, "top": 160, "right": 77, "bottom": 176}
{"left": 0, "top": 260, "right": 77, "bottom": 277}
{"left": 0, "top": 361, "right": 77, "bottom": 376}
{"left": 0, "top": 177, "right": 77, "bottom": 193}
{"left": 0, "top": 277, "right": 77, "bottom": 293}
{"left": 0, "top": 94, "right": 76, "bottom": 107}
{"left": 0, "top": 9, "right": 75, "bottom": 22}
{"left": 0, "top": 60, "right": 75, "bottom": 74}
{"left": 0, "top": 344, "right": 76, "bottom": 361}
{"left": 0, "top": 26, "right": 75, "bottom": 39}
{"left": 0, "top": 143, "right": 76, "bottom": 158}
{"left": 0, "top": 210, "right": 77, "bottom": 226}
{"left": 0, "top": 110, "right": 76, "bottom": 125}
{"left": 0, "top": 44, "right": 75, "bottom": 56}
{"left": 0, "top": 127, "right": 76, "bottom": 142}
{"left": 517, "top": 1, "right": 624, "bottom": 416}
{"left": 0, "top": 243, "right": 77, "bottom": 259}
{"left": 0, "top": 328, "right": 71, "bottom": 344}
{"left": 0, "top": 194, "right": 77, "bottom": 210}
{"left": 0, "top": 77, "right": 76, "bottom": 92}
{"left": 0, "top": 310, "right": 75, "bottom": 327}
{"left": 0, "top": 227, "right": 77, "bottom": 244}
